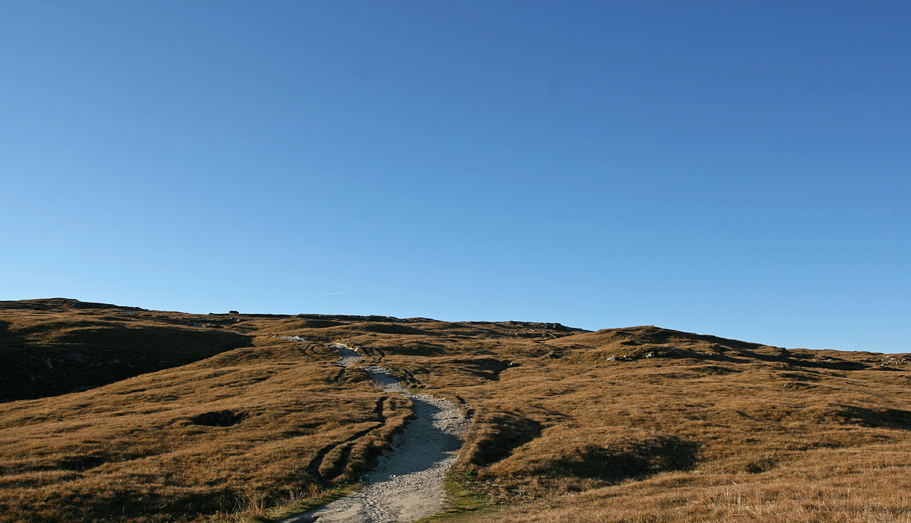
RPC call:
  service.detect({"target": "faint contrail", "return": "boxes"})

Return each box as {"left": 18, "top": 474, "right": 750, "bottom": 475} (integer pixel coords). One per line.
{"left": 319, "top": 291, "right": 350, "bottom": 297}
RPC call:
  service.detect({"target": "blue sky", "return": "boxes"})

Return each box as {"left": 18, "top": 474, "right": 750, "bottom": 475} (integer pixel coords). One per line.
{"left": 2, "top": 1, "right": 909, "bottom": 352}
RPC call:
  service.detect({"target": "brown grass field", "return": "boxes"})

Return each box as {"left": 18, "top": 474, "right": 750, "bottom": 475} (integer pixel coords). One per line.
{"left": 2, "top": 299, "right": 911, "bottom": 522}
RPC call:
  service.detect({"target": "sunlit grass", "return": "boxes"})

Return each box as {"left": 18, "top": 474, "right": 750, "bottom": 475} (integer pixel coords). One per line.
{"left": 3, "top": 300, "right": 911, "bottom": 522}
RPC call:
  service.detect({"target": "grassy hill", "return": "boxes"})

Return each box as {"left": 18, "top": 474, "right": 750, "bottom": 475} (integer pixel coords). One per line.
{"left": 0, "top": 299, "right": 251, "bottom": 401}
{"left": 1, "top": 299, "right": 910, "bottom": 522}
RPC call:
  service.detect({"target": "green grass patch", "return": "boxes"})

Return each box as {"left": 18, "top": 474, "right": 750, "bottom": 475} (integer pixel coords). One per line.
{"left": 415, "top": 474, "right": 492, "bottom": 522}
{"left": 245, "top": 484, "right": 362, "bottom": 522}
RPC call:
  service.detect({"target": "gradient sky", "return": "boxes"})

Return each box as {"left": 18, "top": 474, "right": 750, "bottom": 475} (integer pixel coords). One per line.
{"left": 2, "top": 1, "right": 909, "bottom": 352}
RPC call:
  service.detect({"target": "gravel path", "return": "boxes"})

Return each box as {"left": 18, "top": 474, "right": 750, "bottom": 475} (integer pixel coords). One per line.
{"left": 282, "top": 343, "right": 470, "bottom": 523}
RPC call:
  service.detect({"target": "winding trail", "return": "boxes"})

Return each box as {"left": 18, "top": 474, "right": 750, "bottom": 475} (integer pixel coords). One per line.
{"left": 282, "top": 343, "right": 470, "bottom": 523}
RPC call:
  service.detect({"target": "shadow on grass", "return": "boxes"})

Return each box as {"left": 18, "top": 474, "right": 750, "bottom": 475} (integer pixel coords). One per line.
{"left": 548, "top": 436, "right": 698, "bottom": 482}
{"left": 0, "top": 323, "right": 251, "bottom": 401}
{"left": 466, "top": 411, "right": 544, "bottom": 468}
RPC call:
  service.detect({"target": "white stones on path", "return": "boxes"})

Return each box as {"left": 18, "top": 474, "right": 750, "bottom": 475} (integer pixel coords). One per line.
{"left": 282, "top": 343, "right": 470, "bottom": 523}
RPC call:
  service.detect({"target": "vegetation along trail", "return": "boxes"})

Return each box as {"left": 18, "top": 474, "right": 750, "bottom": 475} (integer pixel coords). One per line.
{"left": 284, "top": 343, "right": 471, "bottom": 523}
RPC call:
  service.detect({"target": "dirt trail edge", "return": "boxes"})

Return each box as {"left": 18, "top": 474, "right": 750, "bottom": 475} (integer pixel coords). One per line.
{"left": 282, "top": 343, "right": 471, "bottom": 523}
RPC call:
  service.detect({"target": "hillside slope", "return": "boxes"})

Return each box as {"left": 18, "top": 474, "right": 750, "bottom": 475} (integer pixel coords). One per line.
{"left": 0, "top": 299, "right": 251, "bottom": 401}
{"left": 1, "top": 299, "right": 910, "bottom": 522}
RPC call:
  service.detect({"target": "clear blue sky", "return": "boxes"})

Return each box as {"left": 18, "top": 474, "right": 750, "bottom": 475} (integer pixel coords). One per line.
{"left": 2, "top": 1, "right": 909, "bottom": 352}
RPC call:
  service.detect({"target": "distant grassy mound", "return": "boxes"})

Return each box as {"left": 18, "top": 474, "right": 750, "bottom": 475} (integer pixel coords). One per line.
{"left": 0, "top": 299, "right": 252, "bottom": 401}
{"left": 1, "top": 300, "right": 909, "bottom": 523}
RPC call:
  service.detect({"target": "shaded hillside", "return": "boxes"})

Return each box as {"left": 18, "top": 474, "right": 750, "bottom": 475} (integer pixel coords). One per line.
{"left": 1, "top": 299, "right": 910, "bottom": 523}
{"left": 0, "top": 299, "right": 251, "bottom": 401}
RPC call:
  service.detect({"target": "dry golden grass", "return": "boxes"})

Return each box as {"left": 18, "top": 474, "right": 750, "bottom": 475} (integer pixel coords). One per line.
{"left": 0, "top": 301, "right": 415, "bottom": 522}
{"left": 3, "top": 300, "right": 911, "bottom": 522}
{"left": 418, "top": 327, "right": 911, "bottom": 522}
